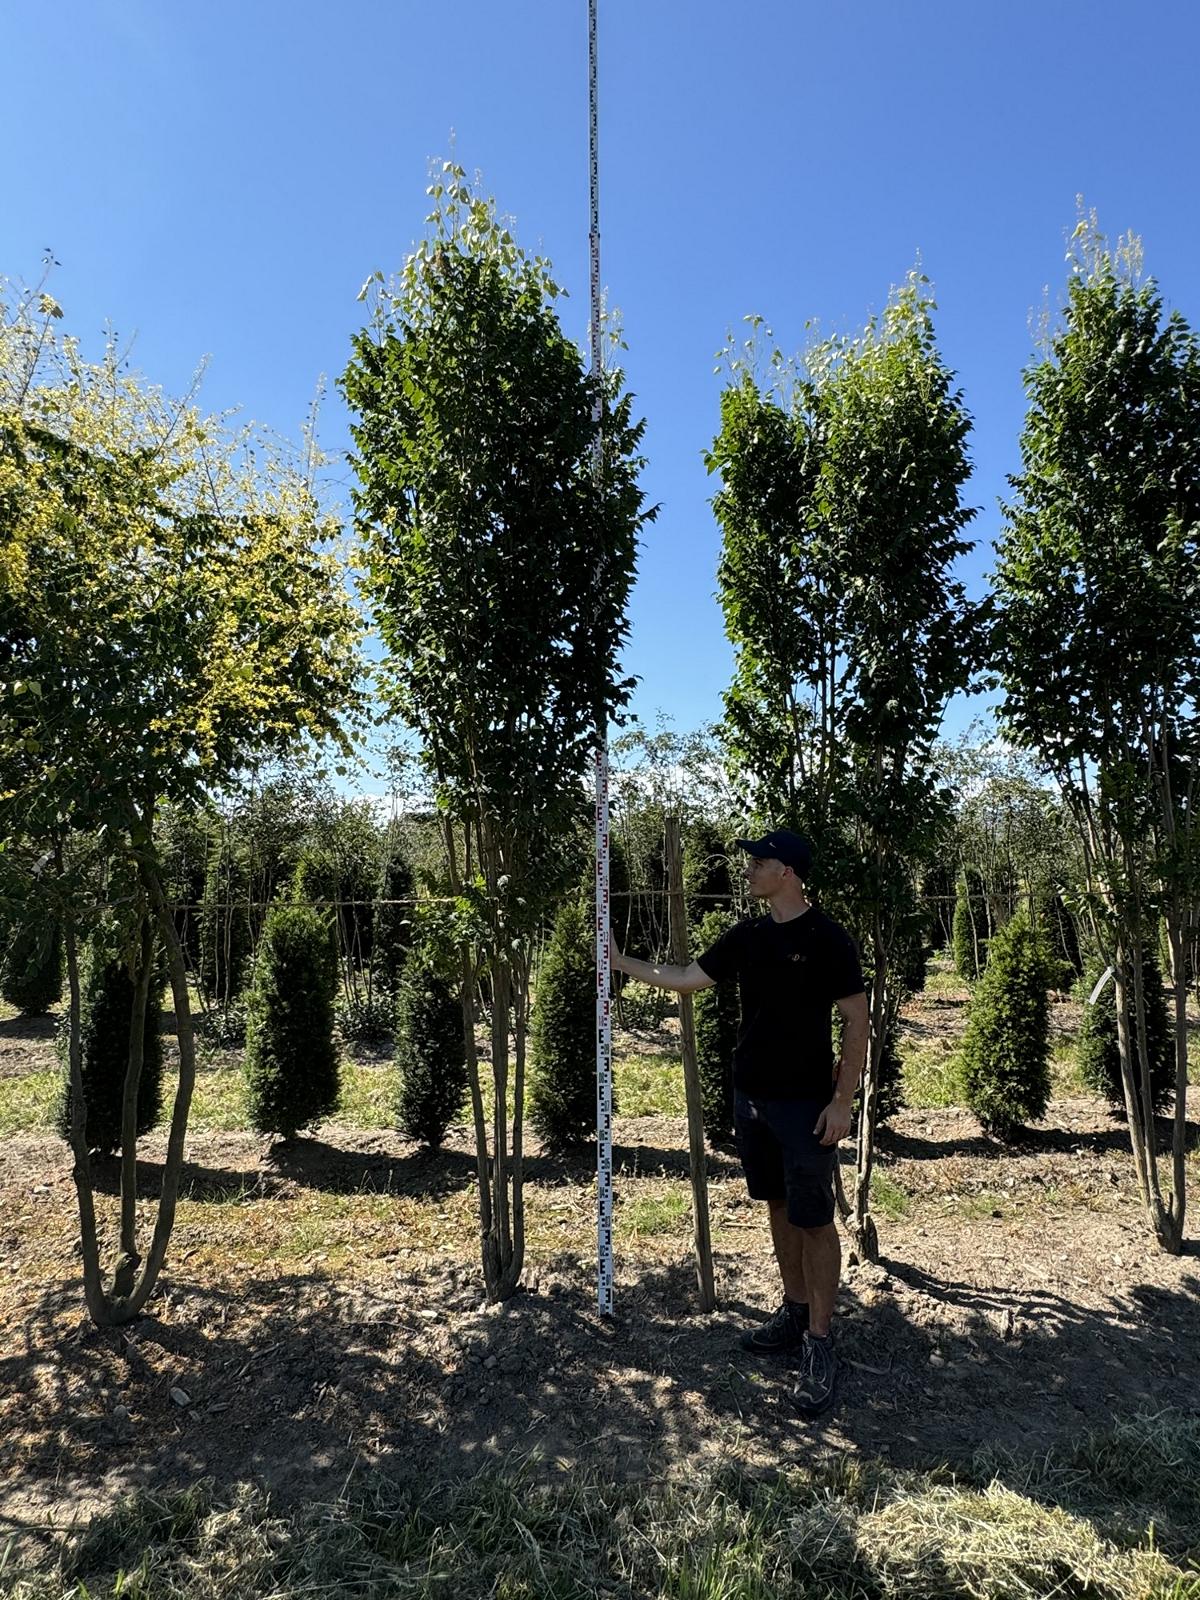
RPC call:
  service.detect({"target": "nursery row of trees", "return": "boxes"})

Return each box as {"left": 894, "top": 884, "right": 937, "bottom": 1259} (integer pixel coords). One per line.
{"left": 2, "top": 175, "right": 1197, "bottom": 1327}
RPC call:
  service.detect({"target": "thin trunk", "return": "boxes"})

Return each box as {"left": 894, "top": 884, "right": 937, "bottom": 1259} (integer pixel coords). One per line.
{"left": 61, "top": 912, "right": 110, "bottom": 1327}
{"left": 665, "top": 816, "right": 716, "bottom": 1310}
{"left": 1112, "top": 956, "right": 1153, "bottom": 1213}
{"left": 112, "top": 862, "right": 198, "bottom": 1322}
{"left": 852, "top": 909, "right": 888, "bottom": 1264}
{"left": 487, "top": 955, "right": 513, "bottom": 1298}
{"left": 441, "top": 815, "right": 493, "bottom": 1248}
{"left": 496, "top": 956, "right": 528, "bottom": 1301}
{"left": 112, "top": 912, "right": 155, "bottom": 1302}
{"left": 1163, "top": 915, "right": 1188, "bottom": 1250}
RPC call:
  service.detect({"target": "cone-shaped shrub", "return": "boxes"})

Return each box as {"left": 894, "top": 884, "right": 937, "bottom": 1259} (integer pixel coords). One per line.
{"left": 1079, "top": 949, "right": 1173, "bottom": 1117}
{"left": 952, "top": 868, "right": 989, "bottom": 980}
{"left": 395, "top": 953, "right": 466, "bottom": 1147}
{"left": 529, "top": 898, "right": 600, "bottom": 1152}
{"left": 244, "top": 903, "right": 339, "bottom": 1140}
{"left": 961, "top": 911, "right": 1052, "bottom": 1140}
{"left": 56, "top": 930, "right": 164, "bottom": 1155}
{"left": 1, "top": 914, "right": 63, "bottom": 1015}
{"left": 693, "top": 909, "right": 739, "bottom": 1140}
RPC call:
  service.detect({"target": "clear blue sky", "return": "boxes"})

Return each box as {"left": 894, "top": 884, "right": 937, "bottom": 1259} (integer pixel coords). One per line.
{"left": 5, "top": 0, "right": 1198, "bottom": 755}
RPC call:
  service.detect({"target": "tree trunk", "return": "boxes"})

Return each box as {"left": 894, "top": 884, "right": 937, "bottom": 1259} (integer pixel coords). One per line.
{"left": 665, "top": 816, "right": 716, "bottom": 1311}
{"left": 850, "top": 918, "right": 887, "bottom": 1264}
{"left": 1163, "top": 914, "right": 1188, "bottom": 1251}
{"left": 60, "top": 910, "right": 109, "bottom": 1328}
{"left": 110, "top": 861, "right": 199, "bottom": 1323}
{"left": 484, "top": 955, "right": 516, "bottom": 1299}
{"left": 112, "top": 912, "right": 155, "bottom": 1302}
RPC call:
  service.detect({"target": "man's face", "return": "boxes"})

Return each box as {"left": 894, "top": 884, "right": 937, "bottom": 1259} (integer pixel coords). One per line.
{"left": 744, "top": 855, "right": 789, "bottom": 897}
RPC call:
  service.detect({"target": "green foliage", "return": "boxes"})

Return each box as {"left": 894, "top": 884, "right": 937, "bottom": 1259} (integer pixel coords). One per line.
{"left": 1047, "top": 891, "right": 1084, "bottom": 983}
{"left": 529, "top": 897, "right": 600, "bottom": 1152}
{"left": 345, "top": 171, "right": 654, "bottom": 915}
{"left": 992, "top": 216, "right": 1200, "bottom": 1242}
{"left": 345, "top": 168, "right": 653, "bottom": 1294}
{"left": 961, "top": 913, "right": 1053, "bottom": 1140}
{"left": 371, "top": 828, "right": 415, "bottom": 994}
{"left": 693, "top": 910, "right": 739, "bottom": 1140}
{"left": 1079, "top": 951, "right": 1174, "bottom": 1117}
{"left": 1, "top": 909, "right": 62, "bottom": 1014}
{"left": 709, "top": 279, "right": 984, "bottom": 1247}
{"left": 199, "top": 837, "right": 253, "bottom": 1003}
{"left": 683, "top": 818, "right": 736, "bottom": 918}
{"left": 56, "top": 929, "right": 164, "bottom": 1156}
{"left": 243, "top": 903, "right": 339, "bottom": 1141}
{"left": 952, "top": 868, "right": 989, "bottom": 981}
{"left": 394, "top": 950, "right": 467, "bottom": 1148}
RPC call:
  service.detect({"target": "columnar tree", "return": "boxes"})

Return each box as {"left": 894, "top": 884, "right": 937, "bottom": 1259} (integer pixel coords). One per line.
{"left": 710, "top": 278, "right": 983, "bottom": 1258}
{"left": 57, "top": 921, "right": 165, "bottom": 1156}
{"left": 0, "top": 278, "right": 362, "bottom": 1324}
{"left": 693, "top": 908, "right": 739, "bottom": 1140}
{"left": 244, "top": 902, "right": 340, "bottom": 1142}
{"left": 344, "top": 169, "right": 653, "bottom": 1299}
{"left": 1, "top": 903, "right": 62, "bottom": 1014}
{"left": 960, "top": 911, "right": 1053, "bottom": 1141}
{"left": 529, "top": 896, "right": 601, "bottom": 1153}
{"left": 395, "top": 937, "right": 467, "bottom": 1148}
{"left": 993, "top": 216, "right": 1200, "bottom": 1252}
{"left": 1079, "top": 950, "right": 1173, "bottom": 1118}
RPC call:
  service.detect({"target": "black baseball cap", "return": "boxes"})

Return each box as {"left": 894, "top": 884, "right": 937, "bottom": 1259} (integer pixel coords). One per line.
{"left": 734, "top": 829, "right": 814, "bottom": 877}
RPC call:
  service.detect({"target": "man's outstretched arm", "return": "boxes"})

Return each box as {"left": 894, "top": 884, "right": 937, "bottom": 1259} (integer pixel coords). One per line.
{"left": 611, "top": 937, "right": 715, "bottom": 995}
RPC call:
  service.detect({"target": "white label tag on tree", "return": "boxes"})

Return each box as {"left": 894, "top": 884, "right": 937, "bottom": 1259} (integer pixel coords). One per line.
{"left": 1088, "top": 965, "right": 1114, "bottom": 1006}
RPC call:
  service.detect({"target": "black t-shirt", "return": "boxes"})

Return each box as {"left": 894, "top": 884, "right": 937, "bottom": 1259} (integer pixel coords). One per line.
{"left": 696, "top": 907, "right": 866, "bottom": 1101}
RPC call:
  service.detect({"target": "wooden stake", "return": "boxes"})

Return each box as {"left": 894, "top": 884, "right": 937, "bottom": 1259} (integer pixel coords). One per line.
{"left": 664, "top": 815, "right": 716, "bottom": 1312}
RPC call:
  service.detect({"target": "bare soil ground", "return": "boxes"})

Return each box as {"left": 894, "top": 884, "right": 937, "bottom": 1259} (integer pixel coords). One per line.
{"left": 1, "top": 980, "right": 1198, "bottom": 1566}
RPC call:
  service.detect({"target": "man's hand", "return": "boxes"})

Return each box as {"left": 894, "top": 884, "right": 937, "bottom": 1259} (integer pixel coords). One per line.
{"left": 813, "top": 1097, "right": 853, "bottom": 1148}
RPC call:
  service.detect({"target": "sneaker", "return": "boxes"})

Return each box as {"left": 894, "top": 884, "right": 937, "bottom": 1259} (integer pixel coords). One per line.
{"left": 792, "top": 1330, "right": 838, "bottom": 1416}
{"left": 739, "top": 1298, "right": 809, "bottom": 1354}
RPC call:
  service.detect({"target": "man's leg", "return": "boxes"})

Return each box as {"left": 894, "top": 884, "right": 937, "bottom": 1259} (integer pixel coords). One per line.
{"left": 798, "top": 1222, "right": 840, "bottom": 1337}
{"left": 767, "top": 1197, "right": 809, "bottom": 1305}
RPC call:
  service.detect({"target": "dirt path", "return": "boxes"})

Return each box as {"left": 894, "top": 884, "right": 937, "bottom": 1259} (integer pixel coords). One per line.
{"left": 2, "top": 1098, "right": 1197, "bottom": 1564}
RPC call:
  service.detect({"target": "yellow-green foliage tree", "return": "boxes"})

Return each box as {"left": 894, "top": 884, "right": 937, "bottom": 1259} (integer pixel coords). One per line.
{"left": 0, "top": 275, "right": 362, "bottom": 1325}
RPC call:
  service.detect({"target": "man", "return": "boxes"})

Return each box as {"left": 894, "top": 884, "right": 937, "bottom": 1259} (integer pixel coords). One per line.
{"left": 611, "top": 828, "right": 868, "bottom": 1417}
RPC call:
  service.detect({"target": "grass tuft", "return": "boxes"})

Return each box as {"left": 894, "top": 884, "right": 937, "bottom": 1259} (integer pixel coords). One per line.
{"left": 8, "top": 1412, "right": 1198, "bottom": 1600}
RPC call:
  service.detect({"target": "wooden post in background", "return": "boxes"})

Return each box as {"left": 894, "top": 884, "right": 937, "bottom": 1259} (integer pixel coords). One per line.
{"left": 664, "top": 815, "right": 716, "bottom": 1312}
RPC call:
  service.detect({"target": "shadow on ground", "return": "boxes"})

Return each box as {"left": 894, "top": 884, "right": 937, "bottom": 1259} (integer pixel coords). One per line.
{"left": 3, "top": 1239, "right": 1198, "bottom": 1563}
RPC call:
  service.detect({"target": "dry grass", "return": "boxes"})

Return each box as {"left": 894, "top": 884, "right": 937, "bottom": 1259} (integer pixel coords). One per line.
{"left": 5, "top": 1411, "right": 1196, "bottom": 1599}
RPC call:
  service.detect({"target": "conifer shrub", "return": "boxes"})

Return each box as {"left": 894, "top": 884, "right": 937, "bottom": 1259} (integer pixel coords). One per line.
{"left": 693, "top": 909, "right": 739, "bottom": 1140}
{"left": 243, "top": 903, "right": 339, "bottom": 1141}
{"left": 394, "top": 951, "right": 467, "bottom": 1148}
{"left": 952, "top": 868, "right": 989, "bottom": 980}
{"left": 1078, "top": 949, "right": 1173, "bottom": 1117}
{"left": 56, "top": 929, "right": 164, "bottom": 1155}
{"left": 961, "top": 911, "right": 1053, "bottom": 1140}
{"left": 1, "top": 912, "right": 63, "bottom": 1015}
{"left": 529, "top": 898, "right": 599, "bottom": 1152}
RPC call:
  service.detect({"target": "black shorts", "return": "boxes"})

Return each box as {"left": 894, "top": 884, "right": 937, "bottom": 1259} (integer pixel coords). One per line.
{"left": 733, "top": 1091, "right": 837, "bottom": 1228}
